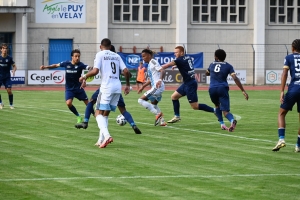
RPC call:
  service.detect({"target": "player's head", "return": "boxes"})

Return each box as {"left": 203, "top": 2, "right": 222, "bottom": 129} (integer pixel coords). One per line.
{"left": 71, "top": 49, "right": 81, "bottom": 64}
{"left": 110, "top": 44, "right": 116, "bottom": 53}
{"left": 214, "top": 49, "right": 226, "bottom": 62}
{"left": 1, "top": 43, "right": 8, "bottom": 55}
{"left": 100, "top": 38, "right": 111, "bottom": 50}
{"left": 141, "top": 49, "right": 155, "bottom": 63}
{"left": 174, "top": 46, "right": 184, "bottom": 58}
{"left": 292, "top": 39, "right": 300, "bottom": 53}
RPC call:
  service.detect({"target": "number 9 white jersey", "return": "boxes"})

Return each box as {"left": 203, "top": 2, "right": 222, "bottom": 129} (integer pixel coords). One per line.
{"left": 94, "top": 50, "right": 127, "bottom": 93}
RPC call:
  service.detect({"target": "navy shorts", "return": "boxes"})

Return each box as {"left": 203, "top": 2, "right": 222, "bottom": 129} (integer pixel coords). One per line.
{"left": 0, "top": 77, "right": 12, "bottom": 89}
{"left": 209, "top": 86, "right": 230, "bottom": 111}
{"left": 91, "top": 88, "right": 126, "bottom": 107}
{"left": 176, "top": 79, "right": 198, "bottom": 103}
{"left": 65, "top": 88, "right": 88, "bottom": 101}
{"left": 280, "top": 91, "right": 300, "bottom": 112}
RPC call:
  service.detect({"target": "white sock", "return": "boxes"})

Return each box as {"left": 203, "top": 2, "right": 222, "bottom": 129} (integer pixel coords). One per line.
{"left": 98, "top": 130, "right": 104, "bottom": 143}
{"left": 96, "top": 115, "right": 111, "bottom": 139}
{"left": 154, "top": 105, "right": 161, "bottom": 113}
{"left": 138, "top": 99, "right": 158, "bottom": 115}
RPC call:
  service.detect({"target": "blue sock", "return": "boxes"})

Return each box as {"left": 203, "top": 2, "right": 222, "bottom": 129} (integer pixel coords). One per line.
{"left": 172, "top": 99, "right": 180, "bottom": 117}
{"left": 297, "top": 135, "right": 300, "bottom": 147}
{"left": 278, "top": 128, "right": 285, "bottom": 139}
{"left": 0, "top": 94, "right": 2, "bottom": 104}
{"left": 8, "top": 94, "right": 13, "bottom": 105}
{"left": 216, "top": 108, "right": 224, "bottom": 124}
{"left": 122, "top": 111, "right": 135, "bottom": 126}
{"left": 198, "top": 104, "right": 214, "bottom": 113}
{"left": 84, "top": 101, "right": 94, "bottom": 122}
{"left": 225, "top": 112, "right": 234, "bottom": 123}
{"left": 69, "top": 105, "right": 79, "bottom": 116}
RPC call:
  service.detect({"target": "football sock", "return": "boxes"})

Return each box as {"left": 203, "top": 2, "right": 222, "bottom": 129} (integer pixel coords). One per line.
{"left": 297, "top": 135, "right": 300, "bottom": 147}
{"left": 172, "top": 100, "right": 180, "bottom": 116}
{"left": 278, "top": 128, "right": 285, "bottom": 139}
{"left": 225, "top": 112, "right": 234, "bottom": 123}
{"left": 122, "top": 111, "right": 135, "bottom": 126}
{"left": 8, "top": 94, "right": 13, "bottom": 105}
{"left": 0, "top": 94, "right": 2, "bottom": 103}
{"left": 138, "top": 99, "right": 158, "bottom": 115}
{"left": 198, "top": 104, "right": 214, "bottom": 112}
{"left": 84, "top": 101, "right": 94, "bottom": 122}
{"left": 69, "top": 105, "right": 79, "bottom": 116}
{"left": 154, "top": 105, "right": 161, "bottom": 113}
{"left": 215, "top": 108, "right": 224, "bottom": 124}
{"left": 96, "top": 115, "right": 110, "bottom": 138}
{"left": 98, "top": 130, "right": 104, "bottom": 144}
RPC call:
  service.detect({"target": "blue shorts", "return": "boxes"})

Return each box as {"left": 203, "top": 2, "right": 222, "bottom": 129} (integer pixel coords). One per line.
{"left": 91, "top": 88, "right": 126, "bottom": 107}
{"left": 0, "top": 77, "right": 12, "bottom": 89}
{"left": 280, "top": 91, "right": 300, "bottom": 112}
{"left": 65, "top": 89, "right": 88, "bottom": 101}
{"left": 176, "top": 79, "right": 198, "bottom": 103}
{"left": 209, "top": 86, "right": 230, "bottom": 111}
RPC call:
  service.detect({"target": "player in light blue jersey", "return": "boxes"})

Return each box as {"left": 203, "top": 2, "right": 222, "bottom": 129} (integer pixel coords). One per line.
{"left": 272, "top": 39, "right": 300, "bottom": 152}
{"left": 0, "top": 43, "right": 17, "bottom": 109}
{"left": 206, "top": 49, "right": 248, "bottom": 132}
{"left": 40, "top": 49, "right": 91, "bottom": 124}
{"left": 161, "top": 46, "right": 216, "bottom": 124}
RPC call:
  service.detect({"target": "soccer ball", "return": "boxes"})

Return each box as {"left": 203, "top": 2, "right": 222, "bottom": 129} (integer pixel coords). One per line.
{"left": 116, "top": 114, "right": 127, "bottom": 126}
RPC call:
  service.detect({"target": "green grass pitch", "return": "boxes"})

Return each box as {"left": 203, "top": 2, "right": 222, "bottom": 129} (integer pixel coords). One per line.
{"left": 0, "top": 89, "right": 299, "bottom": 200}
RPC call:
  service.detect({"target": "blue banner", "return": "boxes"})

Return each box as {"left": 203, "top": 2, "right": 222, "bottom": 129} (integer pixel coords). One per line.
{"left": 118, "top": 52, "right": 203, "bottom": 69}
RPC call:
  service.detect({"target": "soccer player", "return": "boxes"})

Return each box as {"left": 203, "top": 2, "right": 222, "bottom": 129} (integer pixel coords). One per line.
{"left": 40, "top": 49, "right": 90, "bottom": 124}
{"left": 75, "top": 45, "right": 142, "bottom": 134}
{"left": 161, "top": 46, "right": 215, "bottom": 123}
{"left": 272, "top": 39, "right": 300, "bottom": 152}
{"left": 79, "top": 38, "right": 131, "bottom": 148}
{"left": 206, "top": 49, "right": 249, "bottom": 132}
{"left": 137, "top": 49, "right": 166, "bottom": 126}
{"left": 0, "top": 43, "right": 17, "bottom": 109}
{"left": 136, "top": 61, "right": 147, "bottom": 91}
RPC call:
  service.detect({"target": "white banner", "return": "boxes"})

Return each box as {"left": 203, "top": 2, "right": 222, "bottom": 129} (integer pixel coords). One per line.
{"left": 35, "top": 0, "right": 86, "bottom": 24}
{"left": 266, "top": 70, "right": 291, "bottom": 84}
{"left": 11, "top": 70, "right": 26, "bottom": 84}
{"left": 206, "top": 70, "right": 246, "bottom": 84}
{"left": 28, "top": 70, "right": 102, "bottom": 85}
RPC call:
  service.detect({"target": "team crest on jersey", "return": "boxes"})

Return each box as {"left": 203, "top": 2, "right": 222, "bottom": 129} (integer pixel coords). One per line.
{"left": 67, "top": 65, "right": 71, "bottom": 68}
{"left": 75, "top": 66, "right": 78, "bottom": 69}
{"left": 6, "top": 59, "right": 8, "bottom": 62}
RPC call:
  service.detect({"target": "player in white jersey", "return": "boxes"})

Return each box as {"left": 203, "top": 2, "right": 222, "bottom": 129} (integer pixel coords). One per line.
{"left": 137, "top": 49, "right": 166, "bottom": 126}
{"left": 79, "top": 38, "right": 130, "bottom": 148}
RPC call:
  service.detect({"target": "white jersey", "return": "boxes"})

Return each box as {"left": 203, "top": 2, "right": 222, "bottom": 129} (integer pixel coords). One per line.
{"left": 94, "top": 50, "right": 126, "bottom": 93}
{"left": 147, "top": 58, "right": 164, "bottom": 88}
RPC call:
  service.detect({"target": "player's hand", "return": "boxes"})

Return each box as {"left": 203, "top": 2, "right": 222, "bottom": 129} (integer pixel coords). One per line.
{"left": 79, "top": 76, "right": 85, "bottom": 83}
{"left": 280, "top": 91, "right": 284, "bottom": 104}
{"left": 124, "top": 85, "right": 130, "bottom": 95}
{"left": 80, "top": 79, "right": 87, "bottom": 89}
{"left": 171, "top": 66, "right": 177, "bottom": 70}
{"left": 242, "top": 91, "right": 249, "bottom": 100}
{"left": 11, "top": 70, "right": 15, "bottom": 77}
{"left": 137, "top": 88, "right": 143, "bottom": 94}
{"left": 40, "top": 65, "right": 46, "bottom": 70}
{"left": 156, "top": 80, "right": 162, "bottom": 88}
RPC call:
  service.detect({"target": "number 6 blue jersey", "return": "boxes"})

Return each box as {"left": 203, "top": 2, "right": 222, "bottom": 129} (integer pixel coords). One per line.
{"left": 207, "top": 61, "right": 235, "bottom": 88}
{"left": 284, "top": 53, "right": 300, "bottom": 92}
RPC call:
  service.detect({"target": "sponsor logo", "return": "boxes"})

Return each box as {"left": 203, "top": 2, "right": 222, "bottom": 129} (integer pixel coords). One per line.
{"left": 30, "top": 70, "right": 65, "bottom": 83}
{"left": 267, "top": 71, "right": 277, "bottom": 83}
{"left": 126, "top": 55, "right": 140, "bottom": 67}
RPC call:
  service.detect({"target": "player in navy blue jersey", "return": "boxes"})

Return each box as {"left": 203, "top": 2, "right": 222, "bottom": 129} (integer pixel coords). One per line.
{"left": 206, "top": 49, "right": 248, "bottom": 132}
{"left": 75, "top": 45, "right": 142, "bottom": 134}
{"left": 40, "top": 49, "right": 90, "bottom": 124}
{"left": 161, "top": 46, "right": 216, "bottom": 123}
{"left": 272, "top": 39, "right": 300, "bottom": 152}
{"left": 0, "top": 43, "right": 17, "bottom": 109}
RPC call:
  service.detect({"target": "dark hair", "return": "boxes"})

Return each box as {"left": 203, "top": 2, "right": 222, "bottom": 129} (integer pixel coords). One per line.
{"left": 1, "top": 43, "right": 8, "bottom": 49}
{"left": 71, "top": 49, "right": 81, "bottom": 56}
{"left": 292, "top": 39, "right": 300, "bottom": 52}
{"left": 142, "top": 49, "right": 154, "bottom": 56}
{"left": 110, "top": 44, "right": 116, "bottom": 53}
{"left": 101, "top": 38, "right": 111, "bottom": 48}
{"left": 215, "top": 49, "right": 226, "bottom": 61}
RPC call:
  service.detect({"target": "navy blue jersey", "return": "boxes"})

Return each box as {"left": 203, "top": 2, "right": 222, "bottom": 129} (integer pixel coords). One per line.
{"left": 173, "top": 56, "right": 195, "bottom": 83}
{"left": 0, "top": 55, "right": 15, "bottom": 79}
{"left": 284, "top": 53, "right": 300, "bottom": 92}
{"left": 59, "top": 61, "right": 88, "bottom": 90}
{"left": 207, "top": 61, "right": 235, "bottom": 88}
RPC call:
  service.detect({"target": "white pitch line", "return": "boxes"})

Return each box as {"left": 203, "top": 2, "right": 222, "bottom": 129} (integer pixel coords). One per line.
{"left": 0, "top": 173, "right": 299, "bottom": 182}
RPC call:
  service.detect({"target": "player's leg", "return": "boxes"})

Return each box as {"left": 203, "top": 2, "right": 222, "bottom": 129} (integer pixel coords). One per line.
{"left": 295, "top": 101, "right": 300, "bottom": 152}
{"left": 5, "top": 78, "right": 14, "bottom": 109}
{"left": 138, "top": 88, "right": 160, "bottom": 115}
{"left": 167, "top": 85, "right": 184, "bottom": 123}
{"left": 209, "top": 87, "right": 227, "bottom": 130}
{"left": 65, "top": 90, "right": 82, "bottom": 123}
{"left": 118, "top": 95, "right": 141, "bottom": 134}
{"left": 151, "top": 89, "right": 166, "bottom": 126}
{"left": 0, "top": 81, "right": 3, "bottom": 109}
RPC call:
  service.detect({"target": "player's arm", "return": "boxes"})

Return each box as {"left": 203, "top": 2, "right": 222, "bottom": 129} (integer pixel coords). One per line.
{"left": 206, "top": 70, "right": 210, "bottom": 76}
{"left": 40, "top": 63, "right": 60, "bottom": 70}
{"left": 140, "top": 79, "right": 151, "bottom": 91}
{"left": 161, "top": 61, "right": 176, "bottom": 70}
{"left": 156, "top": 68, "right": 165, "bottom": 88}
{"left": 231, "top": 73, "right": 249, "bottom": 100}
{"left": 11, "top": 63, "right": 17, "bottom": 76}
{"left": 123, "top": 68, "right": 131, "bottom": 95}
{"left": 280, "top": 67, "right": 289, "bottom": 104}
{"left": 80, "top": 67, "right": 99, "bottom": 82}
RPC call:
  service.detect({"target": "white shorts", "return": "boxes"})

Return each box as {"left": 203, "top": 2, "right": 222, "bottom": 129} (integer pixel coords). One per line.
{"left": 95, "top": 92, "right": 120, "bottom": 111}
{"left": 144, "top": 86, "right": 165, "bottom": 102}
